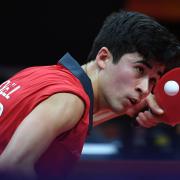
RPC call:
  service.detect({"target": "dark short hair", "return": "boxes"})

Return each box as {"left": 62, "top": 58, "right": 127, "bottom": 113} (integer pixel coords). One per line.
{"left": 87, "top": 10, "right": 180, "bottom": 70}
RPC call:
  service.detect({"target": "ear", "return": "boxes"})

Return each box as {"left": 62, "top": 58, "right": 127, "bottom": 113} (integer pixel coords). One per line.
{"left": 96, "top": 47, "right": 112, "bottom": 69}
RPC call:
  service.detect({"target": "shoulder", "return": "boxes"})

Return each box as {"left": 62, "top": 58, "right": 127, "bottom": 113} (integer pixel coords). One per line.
{"left": 30, "top": 92, "right": 85, "bottom": 134}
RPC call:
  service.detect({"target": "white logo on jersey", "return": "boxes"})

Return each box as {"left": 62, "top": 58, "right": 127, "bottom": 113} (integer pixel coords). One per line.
{"left": 0, "top": 103, "right": 4, "bottom": 116}
{"left": 0, "top": 80, "right": 21, "bottom": 99}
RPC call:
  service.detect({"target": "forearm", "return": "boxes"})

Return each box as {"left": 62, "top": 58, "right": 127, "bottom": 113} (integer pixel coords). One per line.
{"left": 93, "top": 109, "right": 120, "bottom": 126}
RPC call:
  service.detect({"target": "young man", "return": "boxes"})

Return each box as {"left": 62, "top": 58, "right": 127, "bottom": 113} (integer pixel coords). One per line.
{"left": 0, "top": 10, "right": 180, "bottom": 180}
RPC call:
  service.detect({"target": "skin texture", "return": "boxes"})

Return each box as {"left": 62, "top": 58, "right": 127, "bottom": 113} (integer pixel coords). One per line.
{"left": 0, "top": 48, "right": 168, "bottom": 179}
{"left": 1, "top": 8, "right": 180, "bottom": 179}
{"left": 88, "top": 47, "right": 165, "bottom": 127}
{"left": 0, "top": 93, "right": 84, "bottom": 179}
{"left": 97, "top": 49, "right": 164, "bottom": 113}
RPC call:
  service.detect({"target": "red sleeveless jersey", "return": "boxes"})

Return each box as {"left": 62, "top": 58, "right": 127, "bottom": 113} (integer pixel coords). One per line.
{"left": 0, "top": 64, "right": 90, "bottom": 178}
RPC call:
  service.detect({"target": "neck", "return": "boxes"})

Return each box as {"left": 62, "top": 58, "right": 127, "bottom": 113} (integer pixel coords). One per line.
{"left": 82, "top": 62, "right": 123, "bottom": 126}
{"left": 82, "top": 61, "right": 101, "bottom": 113}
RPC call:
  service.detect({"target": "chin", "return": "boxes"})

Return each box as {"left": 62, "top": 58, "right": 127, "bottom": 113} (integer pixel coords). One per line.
{"left": 126, "top": 109, "right": 137, "bottom": 117}
{"left": 109, "top": 101, "right": 128, "bottom": 114}
{"left": 111, "top": 105, "right": 127, "bottom": 115}
{"left": 109, "top": 106, "right": 122, "bottom": 114}
{"left": 126, "top": 112, "right": 135, "bottom": 117}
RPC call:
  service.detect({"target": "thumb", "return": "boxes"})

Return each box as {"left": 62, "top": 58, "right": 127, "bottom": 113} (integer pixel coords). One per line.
{"left": 146, "top": 93, "right": 164, "bottom": 115}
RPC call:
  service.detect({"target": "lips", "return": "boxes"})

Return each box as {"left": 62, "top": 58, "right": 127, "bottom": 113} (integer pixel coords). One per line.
{"left": 128, "top": 97, "right": 140, "bottom": 105}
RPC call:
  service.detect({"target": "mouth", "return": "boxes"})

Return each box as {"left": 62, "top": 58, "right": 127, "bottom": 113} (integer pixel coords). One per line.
{"left": 128, "top": 97, "right": 140, "bottom": 105}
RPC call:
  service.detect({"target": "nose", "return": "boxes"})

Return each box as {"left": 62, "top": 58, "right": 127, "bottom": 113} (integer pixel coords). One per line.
{"left": 135, "top": 78, "right": 150, "bottom": 98}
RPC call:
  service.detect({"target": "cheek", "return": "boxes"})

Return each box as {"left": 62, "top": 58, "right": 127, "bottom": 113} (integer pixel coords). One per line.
{"left": 113, "top": 68, "right": 135, "bottom": 88}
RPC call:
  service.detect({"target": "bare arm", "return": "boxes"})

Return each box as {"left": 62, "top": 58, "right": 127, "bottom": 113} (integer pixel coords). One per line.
{"left": 93, "top": 93, "right": 164, "bottom": 128}
{"left": 93, "top": 109, "right": 120, "bottom": 126}
{"left": 0, "top": 93, "right": 84, "bottom": 179}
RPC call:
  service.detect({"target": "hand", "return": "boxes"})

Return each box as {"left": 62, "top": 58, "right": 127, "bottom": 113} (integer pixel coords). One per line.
{"left": 135, "top": 93, "right": 164, "bottom": 128}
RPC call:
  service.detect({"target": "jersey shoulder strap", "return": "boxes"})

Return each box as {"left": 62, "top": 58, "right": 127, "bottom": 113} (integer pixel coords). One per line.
{"left": 58, "top": 52, "right": 94, "bottom": 133}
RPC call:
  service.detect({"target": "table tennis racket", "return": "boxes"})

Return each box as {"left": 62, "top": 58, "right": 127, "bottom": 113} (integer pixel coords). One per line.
{"left": 153, "top": 67, "right": 180, "bottom": 126}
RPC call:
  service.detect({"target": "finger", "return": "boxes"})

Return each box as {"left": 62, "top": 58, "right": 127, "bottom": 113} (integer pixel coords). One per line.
{"left": 143, "top": 111, "right": 160, "bottom": 126}
{"left": 146, "top": 93, "right": 164, "bottom": 115}
{"left": 136, "top": 116, "right": 151, "bottom": 128}
{"left": 138, "top": 112, "right": 154, "bottom": 127}
{"left": 137, "top": 112, "right": 158, "bottom": 128}
{"left": 136, "top": 113, "right": 152, "bottom": 128}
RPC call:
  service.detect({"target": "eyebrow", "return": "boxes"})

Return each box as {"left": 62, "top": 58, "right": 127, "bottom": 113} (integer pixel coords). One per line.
{"left": 135, "top": 60, "right": 163, "bottom": 76}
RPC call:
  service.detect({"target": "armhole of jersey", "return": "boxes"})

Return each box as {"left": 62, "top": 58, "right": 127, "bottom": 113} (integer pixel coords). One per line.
{"left": 58, "top": 53, "right": 94, "bottom": 133}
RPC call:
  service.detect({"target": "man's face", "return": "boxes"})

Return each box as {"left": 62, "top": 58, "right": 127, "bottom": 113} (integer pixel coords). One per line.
{"left": 98, "top": 52, "right": 165, "bottom": 114}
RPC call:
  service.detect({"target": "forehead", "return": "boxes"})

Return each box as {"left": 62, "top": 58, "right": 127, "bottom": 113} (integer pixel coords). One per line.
{"left": 119, "top": 53, "right": 165, "bottom": 76}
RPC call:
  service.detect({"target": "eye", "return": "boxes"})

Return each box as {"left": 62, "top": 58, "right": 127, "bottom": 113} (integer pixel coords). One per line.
{"left": 135, "top": 66, "right": 144, "bottom": 75}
